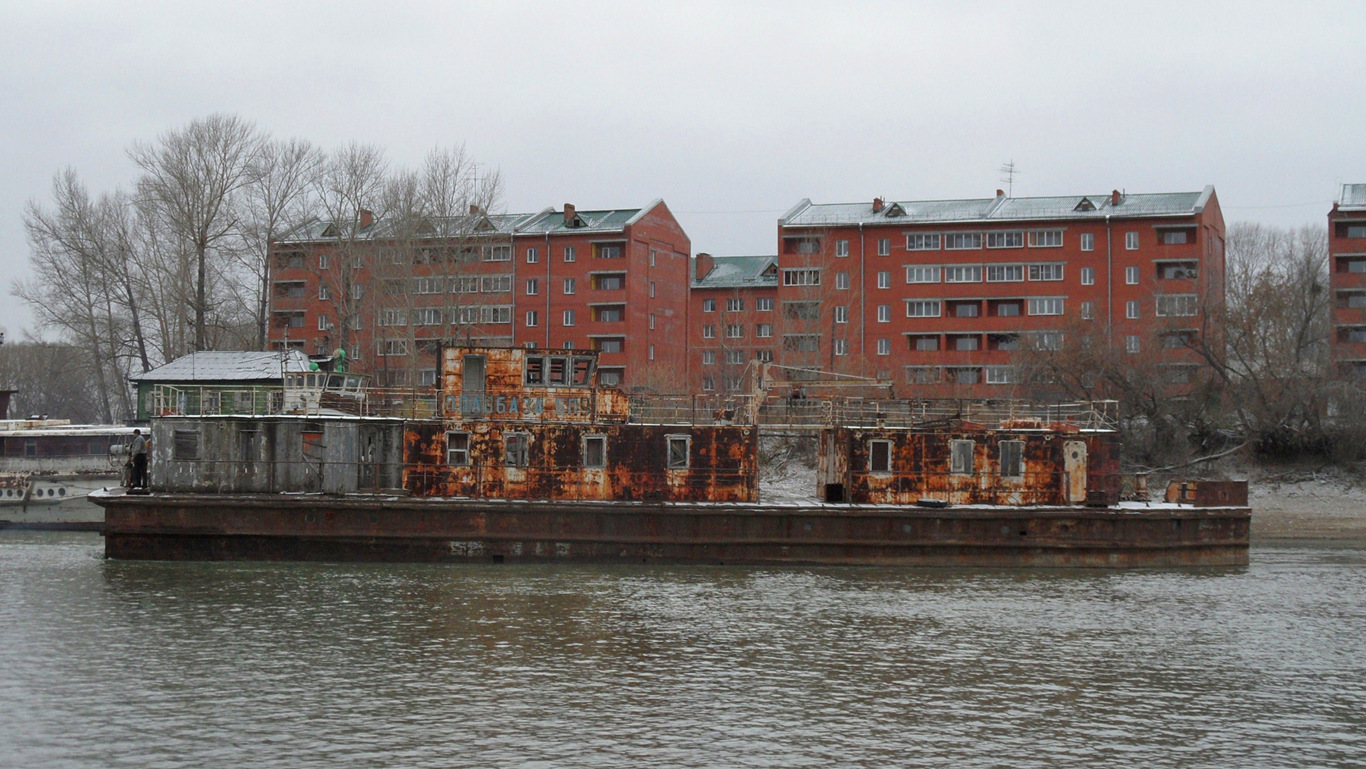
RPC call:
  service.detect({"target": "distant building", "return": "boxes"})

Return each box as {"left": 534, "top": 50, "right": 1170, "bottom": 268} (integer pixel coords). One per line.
{"left": 266, "top": 201, "right": 691, "bottom": 391}
{"left": 689, "top": 254, "right": 778, "bottom": 393}
{"left": 129, "top": 350, "right": 315, "bottom": 420}
{"left": 770, "top": 187, "right": 1226, "bottom": 396}
{"left": 1329, "top": 184, "right": 1366, "bottom": 379}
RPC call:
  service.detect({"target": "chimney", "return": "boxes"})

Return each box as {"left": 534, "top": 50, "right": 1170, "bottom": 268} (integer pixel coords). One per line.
{"left": 872, "top": 197, "right": 884, "bottom": 213}
{"left": 358, "top": 208, "right": 374, "bottom": 228}
{"left": 469, "top": 203, "right": 482, "bottom": 216}
{"left": 563, "top": 203, "right": 576, "bottom": 226}
{"left": 996, "top": 189, "right": 1005, "bottom": 198}
{"left": 1111, "top": 190, "right": 1122, "bottom": 206}
{"left": 695, "top": 252, "right": 714, "bottom": 281}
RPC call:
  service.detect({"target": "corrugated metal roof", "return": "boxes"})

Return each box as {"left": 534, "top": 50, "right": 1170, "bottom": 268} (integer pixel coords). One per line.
{"left": 693, "top": 256, "right": 779, "bottom": 289}
{"left": 515, "top": 208, "right": 641, "bottom": 234}
{"left": 278, "top": 205, "right": 647, "bottom": 243}
{"left": 1340, "top": 184, "right": 1366, "bottom": 210}
{"left": 781, "top": 187, "right": 1215, "bottom": 227}
{"left": 131, "top": 351, "right": 313, "bottom": 383}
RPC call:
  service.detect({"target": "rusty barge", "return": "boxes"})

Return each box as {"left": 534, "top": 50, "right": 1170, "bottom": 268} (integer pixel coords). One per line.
{"left": 92, "top": 346, "right": 1250, "bottom": 567}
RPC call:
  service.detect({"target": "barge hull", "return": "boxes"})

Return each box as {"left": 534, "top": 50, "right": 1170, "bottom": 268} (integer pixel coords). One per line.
{"left": 97, "top": 493, "right": 1250, "bottom": 568}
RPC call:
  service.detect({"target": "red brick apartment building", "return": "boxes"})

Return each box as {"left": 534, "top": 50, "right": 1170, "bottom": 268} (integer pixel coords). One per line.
{"left": 267, "top": 201, "right": 691, "bottom": 390}
{"left": 689, "top": 253, "right": 779, "bottom": 393}
{"left": 765, "top": 187, "right": 1226, "bottom": 397}
{"left": 1329, "top": 184, "right": 1366, "bottom": 379}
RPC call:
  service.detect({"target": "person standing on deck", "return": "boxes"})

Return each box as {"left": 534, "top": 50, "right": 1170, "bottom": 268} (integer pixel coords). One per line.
{"left": 130, "top": 429, "right": 148, "bottom": 489}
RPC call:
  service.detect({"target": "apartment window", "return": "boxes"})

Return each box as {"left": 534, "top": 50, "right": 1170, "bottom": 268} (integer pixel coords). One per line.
{"left": 481, "top": 275, "right": 512, "bottom": 293}
{"left": 782, "top": 334, "right": 820, "bottom": 352}
{"left": 953, "top": 302, "right": 979, "bottom": 318}
{"left": 877, "top": 238, "right": 890, "bottom": 256}
{"left": 756, "top": 323, "right": 773, "bottom": 338}
{"left": 504, "top": 433, "right": 529, "bottom": 467}
{"left": 1081, "top": 267, "right": 1095, "bottom": 286}
{"left": 783, "top": 301, "right": 820, "bottom": 320}
{"left": 319, "top": 284, "right": 330, "bottom": 300}
{"left": 906, "top": 300, "right": 942, "bottom": 317}
{"left": 451, "top": 276, "right": 480, "bottom": 294}
{"left": 834, "top": 306, "right": 848, "bottom": 324}
{"left": 1028, "top": 298, "right": 1064, "bottom": 316}
{"left": 1125, "top": 266, "right": 1139, "bottom": 285}
{"left": 907, "top": 335, "right": 935, "bottom": 352}
{"left": 650, "top": 250, "right": 656, "bottom": 267}
{"left": 906, "top": 265, "right": 941, "bottom": 284}
{"left": 999, "top": 440, "right": 1024, "bottom": 478}
{"left": 869, "top": 440, "right": 893, "bottom": 474}
{"left": 950, "top": 440, "right": 974, "bottom": 475}
{"left": 701, "top": 376, "right": 715, "bottom": 391}
{"left": 594, "top": 274, "right": 624, "bottom": 290}
{"left": 485, "top": 245, "right": 512, "bottom": 262}
{"left": 877, "top": 271, "right": 891, "bottom": 289}
{"left": 649, "top": 314, "right": 655, "bottom": 330}
{"left": 1081, "top": 233, "right": 1095, "bottom": 251}
{"left": 907, "top": 233, "right": 941, "bottom": 251}
{"left": 954, "top": 335, "right": 979, "bottom": 351}
{"left": 583, "top": 435, "right": 607, "bottom": 469}
{"left": 526, "top": 278, "right": 539, "bottom": 296}
{"left": 702, "top": 350, "right": 716, "bottom": 365}
{"left": 725, "top": 324, "right": 743, "bottom": 338}
{"left": 1156, "top": 294, "right": 1199, "bottom": 317}
{"left": 649, "top": 282, "right": 656, "bottom": 298}
{"left": 993, "top": 301, "right": 1020, "bottom": 317}
{"left": 1160, "top": 262, "right": 1199, "bottom": 280}
{"left": 1081, "top": 301, "right": 1095, "bottom": 320}
{"left": 564, "top": 246, "right": 576, "bottom": 262}
{"left": 726, "top": 298, "right": 744, "bottom": 312}
{"left": 1126, "top": 335, "right": 1140, "bottom": 354}
{"left": 452, "top": 306, "right": 479, "bottom": 324}
{"left": 1028, "top": 263, "right": 1064, "bottom": 281}
{"left": 725, "top": 349, "right": 745, "bottom": 365}
{"left": 756, "top": 350, "right": 774, "bottom": 363}
{"left": 480, "top": 306, "right": 512, "bottom": 324}
{"left": 835, "top": 271, "right": 850, "bottom": 290}
{"left": 1028, "top": 230, "right": 1063, "bottom": 248}
{"left": 905, "top": 366, "right": 940, "bottom": 384}
{"left": 1347, "top": 225, "right": 1366, "bottom": 239}
{"left": 945, "top": 232, "right": 983, "bottom": 250}
{"left": 317, "top": 314, "right": 331, "bottom": 331}
{"left": 835, "top": 239, "right": 850, "bottom": 257}
{"left": 986, "top": 264, "right": 1024, "bottom": 282}
{"left": 834, "top": 338, "right": 848, "bottom": 356}
{"left": 378, "top": 308, "right": 407, "bottom": 327}
{"left": 563, "top": 341, "right": 575, "bottom": 350}
{"left": 667, "top": 435, "right": 690, "bottom": 469}
{"left": 563, "top": 309, "right": 576, "bottom": 326}
{"left": 1125, "top": 232, "right": 1139, "bottom": 250}
{"left": 872, "top": 304, "right": 888, "bottom": 322}
{"left": 526, "top": 247, "right": 539, "bottom": 264}
{"left": 756, "top": 297, "right": 773, "bottom": 311}
{"left": 1161, "top": 230, "right": 1189, "bottom": 245}
{"left": 702, "top": 325, "right": 716, "bottom": 338}
{"left": 703, "top": 298, "right": 716, "bottom": 312}
{"left": 945, "top": 265, "right": 983, "bottom": 283}
{"left": 782, "top": 268, "right": 821, "bottom": 286}
{"left": 986, "top": 231, "right": 1024, "bottom": 249}
{"left": 990, "top": 334, "right": 1019, "bottom": 351}
{"left": 414, "top": 308, "right": 442, "bottom": 326}
{"left": 595, "top": 244, "right": 623, "bottom": 259}
{"left": 378, "top": 339, "right": 409, "bottom": 357}
{"left": 563, "top": 278, "right": 576, "bottom": 295}
{"left": 446, "top": 432, "right": 470, "bottom": 466}
{"left": 1126, "top": 300, "right": 1140, "bottom": 319}
{"left": 876, "top": 338, "right": 891, "bottom": 355}
{"left": 595, "top": 307, "right": 623, "bottom": 322}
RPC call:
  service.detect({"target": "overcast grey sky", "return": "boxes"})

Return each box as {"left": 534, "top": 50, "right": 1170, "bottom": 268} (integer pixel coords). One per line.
{"left": 2, "top": 0, "right": 1361, "bottom": 337}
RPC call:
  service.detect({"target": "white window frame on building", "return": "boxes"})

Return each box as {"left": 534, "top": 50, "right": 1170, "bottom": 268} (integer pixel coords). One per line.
{"left": 1080, "top": 233, "right": 1095, "bottom": 252}
{"left": 446, "top": 432, "right": 471, "bottom": 466}
{"left": 1028, "top": 263, "right": 1064, "bottom": 281}
{"left": 869, "top": 439, "right": 893, "bottom": 474}
{"left": 834, "top": 338, "right": 849, "bottom": 356}
{"left": 1027, "top": 298, "right": 1064, "bottom": 316}
{"left": 526, "top": 310, "right": 539, "bottom": 327}
{"left": 1125, "top": 266, "right": 1139, "bottom": 285}
{"left": 666, "top": 435, "right": 690, "bottom": 469}
{"left": 1126, "top": 301, "right": 1140, "bottom": 319}
{"left": 782, "top": 268, "right": 821, "bottom": 287}
{"left": 726, "top": 298, "right": 744, "bottom": 312}
{"left": 835, "top": 239, "right": 850, "bottom": 257}
{"left": 906, "top": 265, "right": 942, "bottom": 284}
{"left": 877, "top": 305, "right": 891, "bottom": 322}
{"left": 563, "top": 309, "right": 576, "bottom": 326}
{"left": 906, "top": 300, "right": 943, "bottom": 318}
{"left": 1125, "top": 232, "right": 1139, "bottom": 250}
{"left": 876, "top": 338, "right": 891, "bottom": 355}
{"left": 906, "top": 233, "right": 942, "bottom": 251}
{"left": 834, "top": 306, "right": 848, "bottom": 324}
{"left": 877, "top": 271, "right": 891, "bottom": 289}
{"left": 877, "top": 238, "right": 891, "bottom": 256}
{"left": 1028, "top": 230, "right": 1064, "bottom": 248}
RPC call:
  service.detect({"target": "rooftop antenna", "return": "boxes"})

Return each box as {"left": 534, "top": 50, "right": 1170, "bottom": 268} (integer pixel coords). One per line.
{"left": 999, "top": 160, "right": 1019, "bottom": 197}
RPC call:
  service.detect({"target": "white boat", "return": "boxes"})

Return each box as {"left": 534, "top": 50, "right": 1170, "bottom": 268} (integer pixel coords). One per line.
{"left": 0, "top": 419, "right": 137, "bottom": 530}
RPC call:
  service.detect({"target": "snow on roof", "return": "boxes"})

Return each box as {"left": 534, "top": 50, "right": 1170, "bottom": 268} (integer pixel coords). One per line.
{"left": 781, "top": 187, "right": 1215, "bottom": 228}
{"left": 693, "top": 256, "right": 779, "bottom": 288}
{"left": 131, "top": 351, "right": 313, "bottom": 383}
{"left": 1340, "top": 184, "right": 1366, "bottom": 211}
{"left": 279, "top": 205, "right": 649, "bottom": 243}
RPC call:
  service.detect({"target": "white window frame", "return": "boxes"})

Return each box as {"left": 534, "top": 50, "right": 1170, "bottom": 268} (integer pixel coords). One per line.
{"left": 782, "top": 268, "right": 821, "bottom": 287}
{"left": 986, "top": 231, "right": 1024, "bottom": 249}
{"left": 877, "top": 238, "right": 890, "bottom": 256}
{"left": 1028, "top": 263, "right": 1064, "bottom": 282}
{"left": 1027, "top": 298, "right": 1064, "bottom": 316}
{"left": 945, "top": 265, "right": 983, "bottom": 283}
{"left": 1125, "top": 232, "right": 1139, "bottom": 250}
{"left": 835, "top": 239, "right": 850, "bottom": 257}
{"left": 986, "top": 264, "right": 1024, "bottom": 283}
{"left": 1125, "top": 266, "right": 1139, "bottom": 285}
{"left": 1080, "top": 233, "right": 1095, "bottom": 252}
{"left": 906, "top": 265, "right": 941, "bottom": 284}
{"left": 906, "top": 233, "right": 941, "bottom": 251}
{"left": 906, "top": 300, "right": 943, "bottom": 318}
{"left": 1028, "top": 230, "right": 1063, "bottom": 248}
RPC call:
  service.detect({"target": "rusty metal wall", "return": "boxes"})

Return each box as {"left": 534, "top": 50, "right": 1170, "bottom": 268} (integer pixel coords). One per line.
{"left": 442, "top": 347, "right": 631, "bottom": 424}
{"left": 822, "top": 426, "right": 1122, "bottom": 506}
{"left": 404, "top": 422, "right": 758, "bottom": 502}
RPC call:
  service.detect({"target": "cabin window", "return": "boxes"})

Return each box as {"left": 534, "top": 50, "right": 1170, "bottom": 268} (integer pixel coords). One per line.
{"left": 548, "top": 356, "right": 569, "bottom": 386}
{"left": 573, "top": 357, "right": 594, "bottom": 386}
{"left": 525, "top": 356, "right": 545, "bottom": 386}
{"left": 583, "top": 435, "right": 606, "bottom": 469}
{"left": 666, "top": 435, "right": 690, "bottom": 470}
{"left": 504, "top": 433, "right": 529, "bottom": 468}
{"left": 950, "top": 440, "right": 974, "bottom": 475}
{"left": 999, "top": 440, "right": 1024, "bottom": 479}
{"left": 173, "top": 430, "right": 200, "bottom": 461}
{"left": 446, "top": 432, "right": 470, "bottom": 466}
{"left": 869, "top": 440, "right": 893, "bottom": 474}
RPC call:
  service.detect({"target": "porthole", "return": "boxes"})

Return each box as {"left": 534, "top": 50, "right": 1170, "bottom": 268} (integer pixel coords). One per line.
{"left": 58, "top": 488, "right": 66, "bottom": 496}
{"left": 47, "top": 488, "right": 55, "bottom": 497}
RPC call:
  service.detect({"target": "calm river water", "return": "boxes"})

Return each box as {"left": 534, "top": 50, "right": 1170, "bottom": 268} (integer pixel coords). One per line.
{"left": 1, "top": 532, "right": 1363, "bottom": 768}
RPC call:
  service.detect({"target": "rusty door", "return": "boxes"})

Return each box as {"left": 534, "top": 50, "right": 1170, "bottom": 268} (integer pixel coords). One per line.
{"left": 1064, "top": 440, "right": 1087, "bottom": 503}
